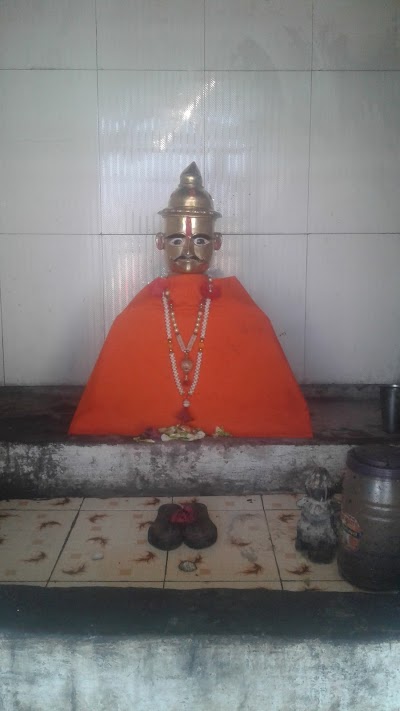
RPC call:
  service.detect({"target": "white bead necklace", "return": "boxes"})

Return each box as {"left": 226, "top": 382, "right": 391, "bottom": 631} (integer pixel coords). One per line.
{"left": 162, "top": 277, "right": 213, "bottom": 422}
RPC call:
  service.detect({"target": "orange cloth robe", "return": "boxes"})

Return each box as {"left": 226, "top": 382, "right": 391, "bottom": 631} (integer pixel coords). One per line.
{"left": 69, "top": 275, "right": 312, "bottom": 438}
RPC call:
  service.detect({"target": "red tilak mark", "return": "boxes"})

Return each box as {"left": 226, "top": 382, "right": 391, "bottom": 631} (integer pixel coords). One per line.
{"left": 185, "top": 216, "right": 192, "bottom": 237}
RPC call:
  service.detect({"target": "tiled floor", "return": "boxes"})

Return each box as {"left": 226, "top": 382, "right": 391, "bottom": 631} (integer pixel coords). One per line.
{"left": 0, "top": 494, "right": 364, "bottom": 592}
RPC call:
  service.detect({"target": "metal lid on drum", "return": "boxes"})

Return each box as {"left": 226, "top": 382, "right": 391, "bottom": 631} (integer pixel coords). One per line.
{"left": 347, "top": 446, "right": 400, "bottom": 479}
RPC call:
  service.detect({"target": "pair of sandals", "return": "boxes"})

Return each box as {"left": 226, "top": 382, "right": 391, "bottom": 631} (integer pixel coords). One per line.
{"left": 148, "top": 503, "right": 217, "bottom": 551}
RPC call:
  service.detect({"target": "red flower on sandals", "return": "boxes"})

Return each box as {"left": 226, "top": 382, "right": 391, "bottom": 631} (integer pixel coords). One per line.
{"left": 169, "top": 505, "right": 198, "bottom": 525}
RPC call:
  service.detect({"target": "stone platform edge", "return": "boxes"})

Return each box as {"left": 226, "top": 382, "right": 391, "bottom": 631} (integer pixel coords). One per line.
{"left": 1, "top": 586, "right": 399, "bottom": 711}
{"left": 0, "top": 438, "right": 351, "bottom": 497}
{"left": 0, "top": 384, "right": 396, "bottom": 497}
{"left": 0, "top": 585, "right": 398, "bottom": 641}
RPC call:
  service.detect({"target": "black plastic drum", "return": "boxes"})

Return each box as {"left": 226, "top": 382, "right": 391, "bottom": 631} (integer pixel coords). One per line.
{"left": 338, "top": 445, "right": 400, "bottom": 591}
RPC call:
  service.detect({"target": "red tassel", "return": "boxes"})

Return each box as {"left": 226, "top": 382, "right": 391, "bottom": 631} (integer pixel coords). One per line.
{"left": 176, "top": 408, "right": 193, "bottom": 423}
{"left": 200, "top": 282, "right": 221, "bottom": 300}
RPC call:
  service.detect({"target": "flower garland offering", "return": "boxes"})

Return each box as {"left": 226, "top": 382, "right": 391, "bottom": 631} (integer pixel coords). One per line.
{"left": 159, "top": 425, "right": 206, "bottom": 441}
{"left": 133, "top": 424, "right": 230, "bottom": 442}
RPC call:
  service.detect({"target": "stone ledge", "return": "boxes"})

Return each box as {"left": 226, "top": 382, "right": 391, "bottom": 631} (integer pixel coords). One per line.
{"left": 1, "top": 440, "right": 351, "bottom": 497}
{"left": 0, "top": 386, "right": 398, "bottom": 498}
{"left": 0, "top": 587, "right": 399, "bottom": 711}
{"left": 0, "top": 385, "right": 390, "bottom": 444}
{"left": 0, "top": 585, "right": 398, "bottom": 640}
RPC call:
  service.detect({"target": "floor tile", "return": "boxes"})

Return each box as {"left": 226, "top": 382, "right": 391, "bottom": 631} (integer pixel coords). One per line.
{"left": 283, "top": 581, "right": 358, "bottom": 593}
{"left": 47, "top": 581, "right": 163, "bottom": 588}
{"left": 0, "top": 497, "right": 83, "bottom": 511}
{"left": 81, "top": 497, "right": 172, "bottom": 511}
{"left": 0, "top": 496, "right": 373, "bottom": 594}
{"left": 50, "top": 510, "right": 166, "bottom": 583}
{"left": 172, "top": 495, "right": 263, "bottom": 511}
{"left": 166, "top": 511, "right": 279, "bottom": 583}
{"left": 0, "top": 510, "right": 76, "bottom": 582}
{"left": 165, "top": 581, "right": 282, "bottom": 590}
{"left": 268, "top": 510, "right": 343, "bottom": 582}
{"left": 262, "top": 494, "right": 301, "bottom": 510}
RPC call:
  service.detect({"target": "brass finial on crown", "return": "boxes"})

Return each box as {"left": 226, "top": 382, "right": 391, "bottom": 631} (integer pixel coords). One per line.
{"left": 158, "top": 162, "right": 221, "bottom": 219}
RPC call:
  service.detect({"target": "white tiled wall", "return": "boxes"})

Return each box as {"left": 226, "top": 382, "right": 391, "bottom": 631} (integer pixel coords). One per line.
{"left": 99, "top": 71, "right": 205, "bottom": 234}
{"left": 205, "top": 0, "right": 313, "bottom": 70}
{"left": 0, "top": 0, "right": 97, "bottom": 69}
{"left": 0, "top": 236, "right": 104, "bottom": 385}
{"left": 97, "top": 0, "right": 204, "bottom": 70}
{"left": 306, "top": 234, "right": 400, "bottom": 383}
{"left": 0, "top": 71, "right": 99, "bottom": 235}
{"left": 313, "top": 0, "right": 400, "bottom": 70}
{"left": 213, "top": 235, "right": 308, "bottom": 380}
{"left": 309, "top": 71, "right": 400, "bottom": 234}
{"left": 102, "top": 235, "right": 164, "bottom": 332}
{"left": 0, "top": 0, "right": 399, "bottom": 385}
{"left": 205, "top": 71, "right": 311, "bottom": 234}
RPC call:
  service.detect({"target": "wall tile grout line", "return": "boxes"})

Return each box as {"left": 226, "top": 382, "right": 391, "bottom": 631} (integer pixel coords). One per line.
{"left": 94, "top": 0, "right": 102, "bottom": 236}
{"left": 163, "top": 551, "right": 169, "bottom": 588}
{"left": 93, "top": 0, "right": 107, "bottom": 343}
{"left": 4, "top": 68, "right": 400, "bottom": 72}
{"left": 307, "top": 0, "right": 314, "bottom": 236}
{"left": 0, "top": 278, "right": 5, "bottom": 385}
{"left": 203, "top": 0, "right": 206, "bottom": 179}
{"left": 303, "top": 1, "right": 314, "bottom": 382}
{"left": 304, "top": 235, "right": 309, "bottom": 383}
{"left": 2, "top": 232, "right": 399, "bottom": 237}
{"left": 1, "top": 69, "right": 400, "bottom": 73}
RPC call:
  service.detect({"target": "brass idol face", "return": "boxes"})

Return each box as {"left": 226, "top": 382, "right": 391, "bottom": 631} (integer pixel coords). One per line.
{"left": 156, "top": 162, "right": 222, "bottom": 275}
{"left": 157, "top": 217, "right": 221, "bottom": 275}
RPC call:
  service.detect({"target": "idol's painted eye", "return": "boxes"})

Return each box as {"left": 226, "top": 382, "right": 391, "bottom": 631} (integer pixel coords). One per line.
{"left": 194, "top": 236, "right": 210, "bottom": 246}
{"left": 169, "top": 236, "right": 184, "bottom": 246}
